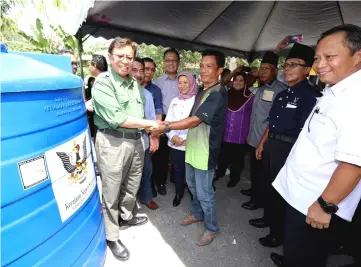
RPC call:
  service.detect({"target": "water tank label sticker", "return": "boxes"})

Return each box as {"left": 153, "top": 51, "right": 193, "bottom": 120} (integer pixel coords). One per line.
{"left": 18, "top": 155, "right": 48, "bottom": 190}
{"left": 45, "top": 130, "right": 96, "bottom": 222}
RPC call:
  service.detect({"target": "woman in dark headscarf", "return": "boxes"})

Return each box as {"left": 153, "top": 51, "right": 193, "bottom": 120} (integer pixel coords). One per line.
{"left": 214, "top": 72, "right": 254, "bottom": 188}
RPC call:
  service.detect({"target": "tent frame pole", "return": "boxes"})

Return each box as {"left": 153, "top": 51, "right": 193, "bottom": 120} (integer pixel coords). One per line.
{"left": 76, "top": 28, "right": 84, "bottom": 80}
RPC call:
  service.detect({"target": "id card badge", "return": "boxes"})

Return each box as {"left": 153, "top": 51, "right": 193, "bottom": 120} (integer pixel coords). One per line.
{"left": 262, "top": 90, "right": 274, "bottom": 102}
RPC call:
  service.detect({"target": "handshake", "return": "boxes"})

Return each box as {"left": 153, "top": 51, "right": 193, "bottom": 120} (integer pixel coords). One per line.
{"left": 145, "top": 120, "right": 170, "bottom": 137}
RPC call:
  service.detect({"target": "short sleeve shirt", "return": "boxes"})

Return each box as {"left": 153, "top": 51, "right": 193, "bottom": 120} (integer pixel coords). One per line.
{"left": 273, "top": 70, "right": 361, "bottom": 222}
{"left": 145, "top": 81, "right": 163, "bottom": 115}
{"left": 268, "top": 79, "right": 322, "bottom": 136}
{"left": 92, "top": 67, "right": 145, "bottom": 133}
{"left": 185, "top": 83, "right": 228, "bottom": 171}
{"left": 247, "top": 79, "right": 288, "bottom": 148}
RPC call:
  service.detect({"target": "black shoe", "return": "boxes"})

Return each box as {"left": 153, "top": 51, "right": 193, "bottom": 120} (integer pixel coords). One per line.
{"left": 173, "top": 194, "right": 183, "bottom": 207}
{"left": 270, "top": 252, "right": 284, "bottom": 267}
{"left": 107, "top": 240, "right": 130, "bottom": 261}
{"left": 259, "top": 235, "right": 282, "bottom": 248}
{"left": 249, "top": 218, "right": 269, "bottom": 228}
{"left": 242, "top": 200, "right": 259, "bottom": 210}
{"left": 157, "top": 184, "right": 167, "bottom": 195}
{"left": 122, "top": 216, "right": 148, "bottom": 227}
{"left": 240, "top": 188, "right": 252, "bottom": 196}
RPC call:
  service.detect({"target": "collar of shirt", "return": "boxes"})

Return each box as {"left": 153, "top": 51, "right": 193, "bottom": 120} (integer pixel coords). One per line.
{"left": 164, "top": 73, "right": 178, "bottom": 81}
{"left": 110, "top": 67, "right": 134, "bottom": 89}
{"left": 289, "top": 79, "right": 311, "bottom": 92}
{"left": 264, "top": 78, "right": 277, "bottom": 87}
{"left": 327, "top": 69, "right": 361, "bottom": 97}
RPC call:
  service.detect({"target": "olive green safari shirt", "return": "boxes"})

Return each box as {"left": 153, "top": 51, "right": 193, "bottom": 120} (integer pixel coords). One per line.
{"left": 92, "top": 67, "right": 145, "bottom": 133}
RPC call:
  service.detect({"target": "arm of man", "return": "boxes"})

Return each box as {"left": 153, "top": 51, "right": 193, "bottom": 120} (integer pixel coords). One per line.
{"left": 154, "top": 90, "right": 224, "bottom": 134}
{"left": 154, "top": 86, "right": 164, "bottom": 121}
{"left": 223, "top": 65, "right": 244, "bottom": 85}
{"left": 92, "top": 80, "right": 158, "bottom": 130}
{"left": 306, "top": 101, "right": 361, "bottom": 229}
{"left": 256, "top": 124, "right": 269, "bottom": 160}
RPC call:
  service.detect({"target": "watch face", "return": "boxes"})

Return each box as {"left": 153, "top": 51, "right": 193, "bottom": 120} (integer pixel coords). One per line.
{"left": 325, "top": 204, "right": 339, "bottom": 214}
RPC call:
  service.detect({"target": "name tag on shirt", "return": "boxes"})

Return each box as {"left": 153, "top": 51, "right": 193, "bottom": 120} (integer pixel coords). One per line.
{"left": 262, "top": 90, "right": 274, "bottom": 102}
{"left": 286, "top": 103, "right": 297, "bottom": 109}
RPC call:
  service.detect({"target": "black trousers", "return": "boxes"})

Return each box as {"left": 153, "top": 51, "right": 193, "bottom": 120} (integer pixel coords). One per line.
{"left": 249, "top": 145, "right": 265, "bottom": 206}
{"left": 284, "top": 202, "right": 349, "bottom": 267}
{"left": 170, "top": 148, "right": 185, "bottom": 195}
{"left": 262, "top": 138, "right": 293, "bottom": 240}
{"left": 151, "top": 134, "right": 169, "bottom": 187}
{"left": 344, "top": 199, "right": 361, "bottom": 263}
{"left": 216, "top": 142, "right": 247, "bottom": 182}
{"left": 87, "top": 111, "right": 96, "bottom": 138}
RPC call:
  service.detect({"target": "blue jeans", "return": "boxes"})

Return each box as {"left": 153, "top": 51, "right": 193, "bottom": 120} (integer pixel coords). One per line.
{"left": 186, "top": 163, "right": 219, "bottom": 233}
{"left": 139, "top": 148, "right": 153, "bottom": 204}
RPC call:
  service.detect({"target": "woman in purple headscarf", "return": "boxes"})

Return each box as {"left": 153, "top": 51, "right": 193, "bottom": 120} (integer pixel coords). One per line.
{"left": 165, "top": 72, "right": 198, "bottom": 206}
{"left": 214, "top": 72, "right": 254, "bottom": 188}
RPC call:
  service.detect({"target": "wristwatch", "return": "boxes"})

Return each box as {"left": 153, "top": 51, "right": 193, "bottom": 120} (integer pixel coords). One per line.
{"left": 317, "top": 196, "right": 339, "bottom": 214}
{"left": 164, "top": 124, "right": 171, "bottom": 133}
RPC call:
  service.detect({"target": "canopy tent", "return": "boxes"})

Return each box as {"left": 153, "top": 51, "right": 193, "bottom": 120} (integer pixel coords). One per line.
{"left": 76, "top": 1, "right": 361, "bottom": 61}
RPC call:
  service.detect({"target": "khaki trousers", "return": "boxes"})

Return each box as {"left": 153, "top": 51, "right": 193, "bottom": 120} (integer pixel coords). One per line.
{"left": 95, "top": 131, "right": 144, "bottom": 241}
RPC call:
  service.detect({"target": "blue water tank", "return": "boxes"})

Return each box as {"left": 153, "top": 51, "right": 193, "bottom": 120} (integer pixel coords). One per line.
{"left": 0, "top": 51, "right": 107, "bottom": 267}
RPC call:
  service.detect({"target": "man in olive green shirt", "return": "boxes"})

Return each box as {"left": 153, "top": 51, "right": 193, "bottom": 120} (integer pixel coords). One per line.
{"left": 92, "top": 37, "right": 158, "bottom": 262}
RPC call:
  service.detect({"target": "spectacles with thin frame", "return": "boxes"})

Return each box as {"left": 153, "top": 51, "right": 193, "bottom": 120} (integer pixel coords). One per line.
{"left": 283, "top": 62, "right": 308, "bottom": 69}
{"left": 112, "top": 54, "right": 134, "bottom": 62}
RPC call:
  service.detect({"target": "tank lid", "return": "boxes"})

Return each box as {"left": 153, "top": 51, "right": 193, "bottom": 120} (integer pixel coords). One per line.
{"left": 1, "top": 52, "right": 83, "bottom": 93}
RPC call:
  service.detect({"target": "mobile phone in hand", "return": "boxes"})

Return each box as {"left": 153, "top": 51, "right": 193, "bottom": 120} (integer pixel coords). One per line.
{"left": 288, "top": 34, "right": 303, "bottom": 44}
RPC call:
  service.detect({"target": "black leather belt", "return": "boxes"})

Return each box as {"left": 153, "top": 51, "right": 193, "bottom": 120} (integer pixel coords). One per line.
{"left": 268, "top": 132, "right": 297, "bottom": 144}
{"left": 99, "top": 128, "right": 142, "bottom": 140}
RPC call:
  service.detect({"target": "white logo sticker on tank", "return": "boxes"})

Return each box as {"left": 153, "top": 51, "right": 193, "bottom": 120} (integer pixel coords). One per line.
{"left": 45, "top": 130, "right": 96, "bottom": 222}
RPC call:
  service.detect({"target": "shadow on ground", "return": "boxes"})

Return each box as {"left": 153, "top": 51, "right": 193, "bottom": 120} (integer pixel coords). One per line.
{"left": 101, "top": 164, "right": 353, "bottom": 267}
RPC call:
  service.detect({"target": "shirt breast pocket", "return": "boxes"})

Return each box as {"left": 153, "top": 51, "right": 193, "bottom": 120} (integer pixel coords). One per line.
{"left": 114, "top": 92, "right": 130, "bottom": 106}
{"left": 307, "top": 113, "right": 336, "bottom": 147}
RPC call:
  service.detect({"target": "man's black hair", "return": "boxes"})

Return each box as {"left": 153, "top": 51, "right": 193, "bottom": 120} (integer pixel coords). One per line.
{"left": 201, "top": 49, "right": 225, "bottom": 68}
{"left": 91, "top": 54, "right": 108, "bottom": 72}
{"left": 58, "top": 49, "right": 74, "bottom": 55}
{"left": 163, "top": 48, "right": 180, "bottom": 60}
{"left": 142, "top": 57, "right": 157, "bottom": 69}
{"left": 134, "top": 57, "right": 145, "bottom": 68}
{"left": 318, "top": 24, "right": 361, "bottom": 55}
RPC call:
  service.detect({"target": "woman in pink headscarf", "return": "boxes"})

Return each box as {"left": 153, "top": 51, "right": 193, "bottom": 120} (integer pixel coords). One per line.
{"left": 165, "top": 72, "right": 198, "bottom": 206}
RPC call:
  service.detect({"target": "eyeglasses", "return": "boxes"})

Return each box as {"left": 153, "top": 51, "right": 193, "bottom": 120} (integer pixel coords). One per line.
{"left": 283, "top": 62, "right": 308, "bottom": 69}
{"left": 112, "top": 54, "right": 134, "bottom": 62}
{"left": 164, "top": 59, "right": 179, "bottom": 64}
{"left": 71, "top": 61, "right": 79, "bottom": 66}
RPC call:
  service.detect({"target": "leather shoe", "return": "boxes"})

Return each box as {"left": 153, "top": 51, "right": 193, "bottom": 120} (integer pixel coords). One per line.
{"left": 240, "top": 188, "right": 251, "bottom": 196}
{"left": 249, "top": 218, "right": 269, "bottom": 228}
{"left": 270, "top": 252, "right": 284, "bottom": 267}
{"left": 157, "top": 184, "right": 167, "bottom": 195}
{"left": 142, "top": 200, "right": 158, "bottom": 210}
{"left": 242, "top": 200, "right": 259, "bottom": 210}
{"left": 259, "top": 235, "right": 282, "bottom": 248}
{"left": 173, "top": 194, "right": 183, "bottom": 206}
{"left": 122, "top": 216, "right": 148, "bottom": 227}
{"left": 107, "top": 240, "right": 130, "bottom": 261}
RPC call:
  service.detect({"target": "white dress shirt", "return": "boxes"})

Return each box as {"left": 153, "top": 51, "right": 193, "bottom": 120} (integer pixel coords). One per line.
{"left": 165, "top": 96, "right": 195, "bottom": 151}
{"left": 273, "top": 69, "right": 361, "bottom": 222}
